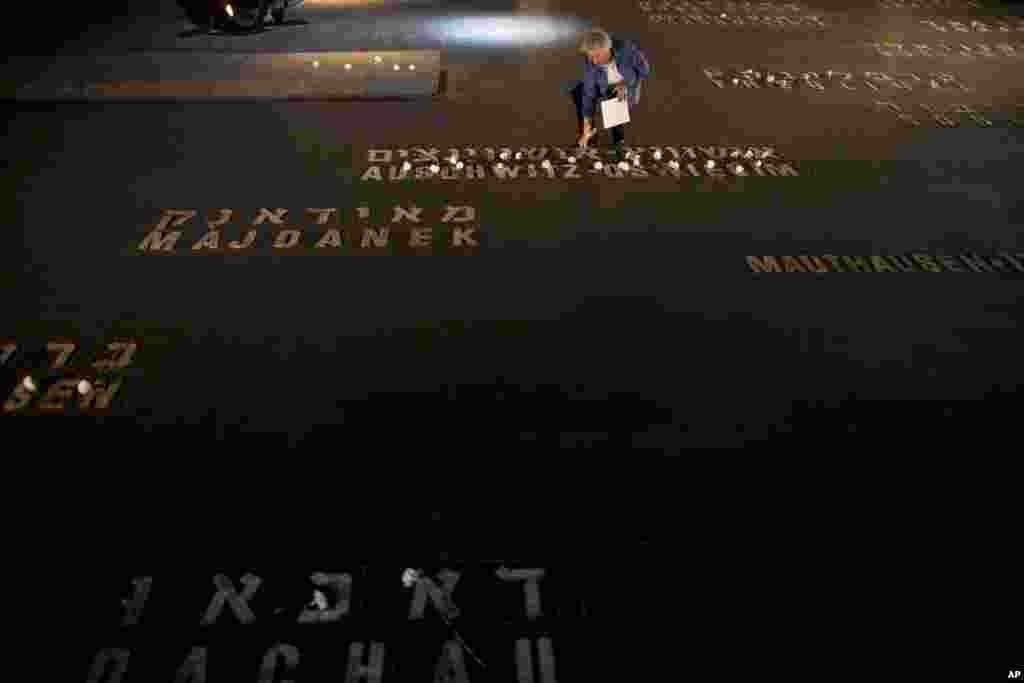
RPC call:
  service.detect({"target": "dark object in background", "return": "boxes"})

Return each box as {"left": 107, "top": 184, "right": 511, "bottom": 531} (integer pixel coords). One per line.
{"left": 176, "top": 0, "right": 303, "bottom": 33}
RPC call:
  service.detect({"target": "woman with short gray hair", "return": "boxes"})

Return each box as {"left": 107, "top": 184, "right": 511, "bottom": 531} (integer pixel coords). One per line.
{"left": 578, "top": 29, "right": 612, "bottom": 54}
{"left": 570, "top": 29, "right": 651, "bottom": 153}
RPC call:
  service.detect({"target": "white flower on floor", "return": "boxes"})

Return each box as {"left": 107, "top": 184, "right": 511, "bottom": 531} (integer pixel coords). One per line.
{"left": 733, "top": 163, "right": 746, "bottom": 175}
{"left": 705, "top": 160, "right": 716, "bottom": 170}
{"left": 568, "top": 156, "right": 576, "bottom": 164}
{"left": 401, "top": 161, "right": 412, "bottom": 172}
{"left": 753, "top": 159, "right": 763, "bottom": 168}
{"left": 495, "top": 162, "right": 505, "bottom": 169}
{"left": 668, "top": 160, "right": 680, "bottom": 169}
{"left": 618, "top": 161, "right": 631, "bottom": 171}
{"left": 500, "top": 151, "right": 510, "bottom": 160}
{"left": 541, "top": 160, "right": 552, "bottom": 169}
{"left": 455, "top": 161, "right": 464, "bottom": 170}
{"left": 594, "top": 161, "right": 603, "bottom": 170}
{"left": 400, "top": 566, "right": 486, "bottom": 670}
{"left": 77, "top": 379, "right": 91, "bottom": 395}
{"left": 515, "top": 152, "right": 523, "bottom": 160}
{"left": 309, "top": 590, "right": 328, "bottom": 610}
{"left": 652, "top": 150, "right": 663, "bottom": 160}
{"left": 429, "top": 164, "right": 440, "bottom": 174}
{"left": 22, "top": 376, "right": 36, "bottom": 392}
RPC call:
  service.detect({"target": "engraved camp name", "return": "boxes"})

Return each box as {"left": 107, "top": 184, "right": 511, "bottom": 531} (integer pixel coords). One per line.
{"left": 919, "top": 19, "right": 1024, "bottom": 33}
{"left": 2, "top": 339, "right": 136, "bottom": 414}
{"left": 864, "top": 42, "right": 1023, "bottom": 57}
{"left": 704, "top": 67, "right": 971, "bottom": 91}
{"left": 135, "top": 206, "right": 480, "bottom": 253}
{"left": 646, "top": 13, "right": 825, "bottom": 27}
{"left": 640, "top": 0, "right": 806, "bottom": 12}
{"left": 85, "top": 569, "right": 561, "bottom": 683}
{"left": 873, "top": 101, "right": 1024, "bottom": 127}
{"left": 878, "top": 0, "right": 980, "bottom": 9}
{"left": 637, "top": 0, "right": 825, "bottom": 27}
{"left": 361, "top": 147, "right": 800, "bottom": 180}
{"left": 747, "top": 253, "right": 1024, "bottom": 273}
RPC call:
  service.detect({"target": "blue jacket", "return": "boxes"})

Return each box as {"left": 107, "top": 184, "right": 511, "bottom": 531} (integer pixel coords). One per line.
{"left": 580, "top": 36, "right": 651, "bottom": 119}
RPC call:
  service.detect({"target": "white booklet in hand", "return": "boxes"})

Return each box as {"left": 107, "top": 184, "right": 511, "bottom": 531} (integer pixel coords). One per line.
{"left": 601, "top": 97, "right": 630, "bottom": 129}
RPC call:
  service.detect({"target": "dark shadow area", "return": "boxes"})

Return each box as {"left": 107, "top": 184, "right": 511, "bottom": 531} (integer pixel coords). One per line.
{"left": 176, "top": 17, "right": 310, "bottom": 38}
{"left": 5, "top": 369, "right": 1019, "bottom": 451}
{"left": 9, "top": 1, "right": 183, "bottom": 54}
{"left": 367, "top": 0, "right": 520, "bottom": 12}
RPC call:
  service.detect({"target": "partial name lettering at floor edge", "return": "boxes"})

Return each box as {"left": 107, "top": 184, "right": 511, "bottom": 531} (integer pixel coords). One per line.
{"left": 747, "top": 253, "right": 1024, "bottom": 273}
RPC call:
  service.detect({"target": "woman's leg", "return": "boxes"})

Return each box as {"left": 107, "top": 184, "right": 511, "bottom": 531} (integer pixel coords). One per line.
{"left": 570, "top": 82, "right": 585, "bottom": 138}
{"left": 611, "top": 124, "right": 626, "bottom": 146}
